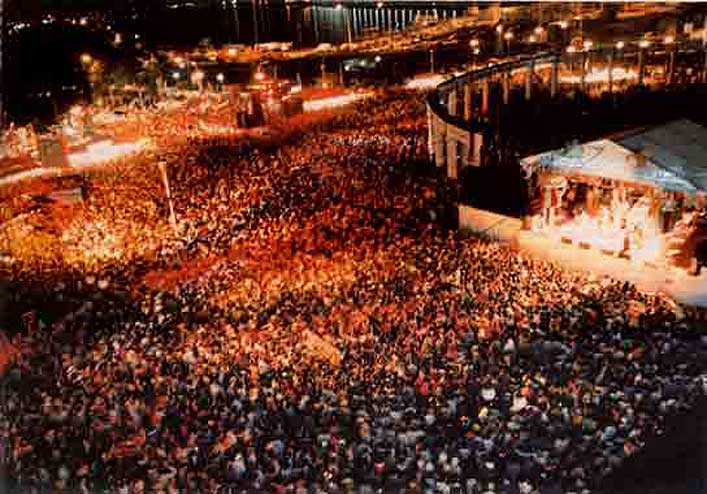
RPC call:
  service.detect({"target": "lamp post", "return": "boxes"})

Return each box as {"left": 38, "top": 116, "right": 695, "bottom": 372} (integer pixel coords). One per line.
{"left": 470, "top": 39, "right": 480, "bottom": 68}
{"left": 158, "top": 160, "right": 178, "bottom": 239}
{"left": 429, "top": 48, "right": 435, "bottom": 73}
{"left": 558, "top": 20, "right": 569, "bottom": 48}
{"left": 664, "top": 35, "right": 675, "bottom": 85}
{"left": 496, "top": 24, "right": 504, "bottom": 55}
{"left": 503, "top": 31, "right": 513, "bottom": 56}
{"left": 638, "top": 39, "right": 650, "bottom": 85}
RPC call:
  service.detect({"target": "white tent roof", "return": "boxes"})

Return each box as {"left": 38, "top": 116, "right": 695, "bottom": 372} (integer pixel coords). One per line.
{"left": 620, "top": 119, "right": 707, "bottom": 192}
{"left": 521, "top": 138, "right": 697, "bottom": 193}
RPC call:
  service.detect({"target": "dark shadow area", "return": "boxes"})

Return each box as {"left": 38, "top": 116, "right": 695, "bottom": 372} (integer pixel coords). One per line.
{"left": 598, "top": 394, "right": 707, "bottom": 494}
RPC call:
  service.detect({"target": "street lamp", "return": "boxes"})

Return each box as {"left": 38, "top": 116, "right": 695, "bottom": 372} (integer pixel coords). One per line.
{"left": 376, "top": 1, "right": 383, "bottom": 8}
{"left": 615, "top": 40, "right": 625, "bottom": 50}
{"left": 80, "top": 53, "right": 92, "bottom": 65}
{"left": 503, "top": 31, "right": 513, "bottom": 54}
{"left": 470, "top": 39, "right": 480, "bottom": 66}
{"left": 664, "top": 35, "right": 674, "bottom": 45}
{"left": 559, "top": 20, "right": 568, "bottom": 30}
{"left": 638, "top": 39, "right": 651, "bottom": 49}
{"left": 216, "top": 73, "right": 225, "bottom": 84}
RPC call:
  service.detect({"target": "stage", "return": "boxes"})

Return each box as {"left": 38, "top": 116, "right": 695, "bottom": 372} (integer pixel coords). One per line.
{"left": 518, "top": 230, "right": 707, "bottom": 308}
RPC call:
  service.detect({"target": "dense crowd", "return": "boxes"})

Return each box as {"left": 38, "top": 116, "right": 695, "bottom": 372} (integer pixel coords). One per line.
{"left": 1, "top": 91, "right": 707, "bottom": 494}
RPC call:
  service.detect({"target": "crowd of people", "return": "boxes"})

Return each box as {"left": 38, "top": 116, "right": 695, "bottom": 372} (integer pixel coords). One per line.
{"left": 1, "top": 90, "right": 707, "bottom": 494}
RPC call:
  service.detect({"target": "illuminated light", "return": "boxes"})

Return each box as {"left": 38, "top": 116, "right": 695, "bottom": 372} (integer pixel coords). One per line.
{"left": 664, "top": 35, "right": 674, "bottom": 44}
{"left": 303, "top": 92, "right": 373, "bottom": 112}
{"left": 174, "top": 56, "right": 184, "bottom": 65}
{"left": 560, "top": 67, "right": 638, "bottom": 84}
{"left": 473, "top": 48, "right": 480, "bottom": 55}
{"left": 615, "top": 41, "right": 625, "bottom": 50}
{"left": 172, "top": 72, "right": 181, "bottom": 80}
{"left": 583, "top": 40, "right": 593, "bottom": 50}
{"left": 503, "top": 31, "right": 514, "bottom": 41}
{"left": 496, "top": 25, "right": 504, "bottom": 34}
{"left": 528, "top": 35, "right": 537, "bottom": 43}
{"left": 335, "top": 3, "right": 343, "bottom": 10}
{"left": 216, "top": 73, "right": 225, "bottom": 83}
{"left": 469, "top": 38, "right": 479, "bottom": 48}
{"left": 376, "top": 2, "right": 383, "bottom": 8}
{"left": 80, "top": 53, "right": 92, "bottom": 65}
{"left": 79, "top": 17, "right": 88, "bottom": 26}
{"left": 534, "top": 26, "right": 544, "bottom": 35}
{"left": 67, "top": 139, "right": 150, "bottom": 168}
{"left": 227, "top": 48, "right": 237, "bottom": 57}
{"left": 404, "top": 74, "right": 446, "bottom": 90}
{"left": 559, "top": 20, "right": 568, "bottom": 29}
{"left": 114, "top": 33, "right": 123, "bottom": 45}
{"left": 566, "top": 45, "right": 577, "bottom": 53}
{"left": 374, "top": 55, "right": 382, "bottom": 62}
{"left": 638, "top": 39, "right": 651, "bottom": 49}
{"left": 254, "top": 71, "right": 266, "bottom": 82}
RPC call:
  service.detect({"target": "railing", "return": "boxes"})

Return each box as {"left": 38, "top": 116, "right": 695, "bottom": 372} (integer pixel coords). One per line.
{"left": 428, "top": 40, "right": 707, "bottom": 132}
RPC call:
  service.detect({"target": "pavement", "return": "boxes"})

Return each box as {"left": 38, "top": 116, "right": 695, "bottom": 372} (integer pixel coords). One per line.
{"left": 517, "top": 230, "right": 707, "bottom": 308}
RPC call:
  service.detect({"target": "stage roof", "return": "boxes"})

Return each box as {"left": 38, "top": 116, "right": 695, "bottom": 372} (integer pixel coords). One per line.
{"left": 620, "top": 119, "right": 707, "bottom": 193}
{"left": 521, "top": 139, "right": 697, "bottom": 193}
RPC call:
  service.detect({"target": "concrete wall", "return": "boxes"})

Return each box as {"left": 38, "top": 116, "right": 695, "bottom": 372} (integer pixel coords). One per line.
{"left": 427, "top": 101, "right": 481, "bottom": 180}
{"left": 458, "top": 204, "right": 521, "bottom": 245}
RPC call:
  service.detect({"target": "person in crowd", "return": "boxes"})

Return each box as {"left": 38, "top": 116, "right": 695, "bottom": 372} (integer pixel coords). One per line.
{"left": 1, "top": 91, "right": 706, "bottom": 494}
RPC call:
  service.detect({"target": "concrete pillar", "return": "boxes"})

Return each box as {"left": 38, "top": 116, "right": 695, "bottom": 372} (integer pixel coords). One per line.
{"left": 550, "top": 57, "right": 559, "bottom": 97}
{"left": 464, "top": 82, "right": 473, "bottom": 121}
{"left": 482, "top": 79, "right": 490, "bottom": 115}
{"left": 525, "top": 61, "right": 534, "bottom": 101}
{"left": 638, "top": 49, "right": 645, "bottom": 86}
{"left": 667, "top": 49, "right": 675, "bottom": 85}
{"left": 427, "top": 110, "right": 434, "bottom": 158}
{"left": 503, "top": 71, "right": 510, "bottom": 105}
{"left": 608, "top": 50, "right": 614, "bottom": 94}
{"left": 434, "top": 132, "right": 446, "bottom": 168}
{"left": 703, "top": 14, "right": 707, "bottom": 82}
{"left": 446, "top": 138, "right": 458, "bottom": 179}
{"left": 449, "top": 89, "right": 458, "bottom": 117}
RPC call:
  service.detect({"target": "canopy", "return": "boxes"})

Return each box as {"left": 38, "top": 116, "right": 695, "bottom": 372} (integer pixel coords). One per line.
{"left": 521, "top": 139, "right": 697, "bottom": 193}
{"left": 620, "top": 119, "right": 707, "bottom": 193}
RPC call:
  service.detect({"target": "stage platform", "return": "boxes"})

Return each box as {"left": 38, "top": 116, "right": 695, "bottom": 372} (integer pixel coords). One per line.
{"left": 458, "top": 206, "right": 707, "bottom": 308}
{"left": 518, "top": 231, "right": 707, "bottom": 309}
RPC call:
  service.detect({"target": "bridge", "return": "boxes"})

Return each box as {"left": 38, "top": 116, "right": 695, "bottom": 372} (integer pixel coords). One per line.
{"left": 427, "top": 38, "right": 707, "bottom": 181}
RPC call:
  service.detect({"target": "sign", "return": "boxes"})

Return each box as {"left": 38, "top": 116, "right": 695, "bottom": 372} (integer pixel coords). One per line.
{"left": 39, "top": 137, "right": 67, "bottom": 168}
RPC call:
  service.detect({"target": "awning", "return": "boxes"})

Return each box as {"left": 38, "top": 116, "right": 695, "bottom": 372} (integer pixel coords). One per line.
{"left": 521, "top": 139, "right": 697, "bottom": 193}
